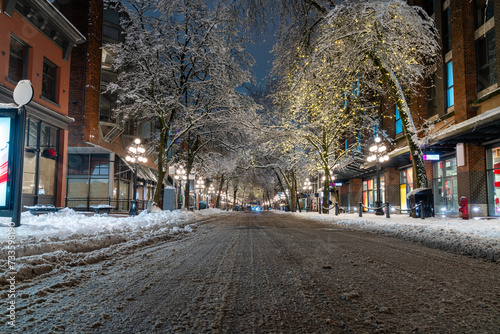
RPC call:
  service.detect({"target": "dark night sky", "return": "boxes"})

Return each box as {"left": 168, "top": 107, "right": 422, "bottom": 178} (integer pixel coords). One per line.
{"left": 246, "top": 26, "right": 276, "bottom": 87}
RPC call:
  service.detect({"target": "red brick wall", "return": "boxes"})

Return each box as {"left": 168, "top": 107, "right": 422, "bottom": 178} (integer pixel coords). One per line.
{"left": 386, "top": 168, "right": 401, "bottom": 207}
{"left": 59, "top": 0, "right": 103, "bottom": 147}
{"left": 349, "top": 178, "right": 363, "bottom": 208}
{"left": 450, "top": 0, "right": 477, "bottom": 120}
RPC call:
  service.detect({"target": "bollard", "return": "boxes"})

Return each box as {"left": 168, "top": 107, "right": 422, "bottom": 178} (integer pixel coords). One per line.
{"left": 420, "top": 200, "right": 425, "bottom": 220}
{"left": 335, "top": 202, "right": 339, "bottom": 216}
{"left": 385, "top": 202, "right": 390, "bottom": 218}
{"left": 358, "top": 202, "right": 362, "bottom": 217}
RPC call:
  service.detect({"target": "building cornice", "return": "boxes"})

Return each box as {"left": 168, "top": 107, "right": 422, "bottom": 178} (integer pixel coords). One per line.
{"left": 3, "top": 0, "right": 86, "bottom": 60}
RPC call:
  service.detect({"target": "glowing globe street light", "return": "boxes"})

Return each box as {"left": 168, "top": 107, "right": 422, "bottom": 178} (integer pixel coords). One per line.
{"left": 367, "top": 137, "right": 389, "bottom": 215}
{"left": 126, "top": 138, "right": 147, "bottom": 215}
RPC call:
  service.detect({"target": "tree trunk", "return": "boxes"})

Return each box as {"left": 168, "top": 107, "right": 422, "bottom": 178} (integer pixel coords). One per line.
{"left": 225, "top": 179, "right": 230, "bottom": 211}
{"left": 233, "top": 187, "right": 238, "bottom": 208}
{"left": 274, "top": 169, "right": 291, "bottom": 210}
{"left": 322, "top": 166, "right": 330, "bottom": 214}
{"left": 369, "top": 51, "right": 428, "bottom": 189}
{"left": 294, "top": 175, "right": 301, "bottom": 213}
{"left": 290, "top": 171, "right": 297, "bottom": 212}
{"left": 153, "top": 126, "right": 167, "bottom": 206}
{"left": 216, "top": 174, "right": 224, "bottom": 209}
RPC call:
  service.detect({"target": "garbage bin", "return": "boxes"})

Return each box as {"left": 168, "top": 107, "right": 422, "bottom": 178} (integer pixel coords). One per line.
{"left": 407, "top": 188, "right": 434, "bottom": 218}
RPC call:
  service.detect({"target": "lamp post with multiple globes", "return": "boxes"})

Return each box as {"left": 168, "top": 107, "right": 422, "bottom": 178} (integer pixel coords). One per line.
{"left": 125, "top": 138, "right": 147, "bottom": 215}
{"left": 195, "top": 177, "right": 205, "bottom": 209}
{"left": 367, "top": 137, "right": 390, "bottom": 215}
{"left": 174, "top": 165, "right": 187, "bottom": 209}
{"left": 303, "top": 178, "right": 313, "bottom": 211}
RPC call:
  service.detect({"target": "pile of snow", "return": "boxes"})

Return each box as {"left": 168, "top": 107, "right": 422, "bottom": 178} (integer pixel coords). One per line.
{"left": 0, "top": 208, "right": 223, "bottom": 284}
{"left": 285, "top": 211, "right": 500, "bottom": 262}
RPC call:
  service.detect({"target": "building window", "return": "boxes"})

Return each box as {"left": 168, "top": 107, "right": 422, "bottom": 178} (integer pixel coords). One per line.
{"left": 8, "top": 36, "right": 29, "bottom": 83}
{"left": 445, "top": 61, "right": 454, "bottom": 108}
{"left": 424, "top": 0, "right": 435, "bottom": 17}
{"left": 362, "top": 177, "right": 385, "bottom": 211}
{"left": 395, "top": 106, "right": 403, "bottom": 134}
{"left": 67, "top": 154, "right": 110, "bottom": 208}
{"left": 399, "top": 168, "right": 414, "bottom": 210}
{"left": 426, "top": 73, "right": 438, "bottom": 117}
{"left": 442, "top": 6, "right": 452, "bottom": 54}
{"left": 42, "top": 58, "right": 58, "bottom": 103}
{"left": 486, "top": 146, "right": 500, "bottom": 216}
{"left": 23, "top": 119, "right": 59, "bottom": 198}
{"left": 476, "top": 29, "right": 497, "bottom": 92}
{"left": 475, "top": 0, "right": 494, "bottom": 29}
{"left": 103, "top": 8, "right": 121, "bottom": 41}
{"left": 433, "top": 157, "right": 458, "bottom": 216}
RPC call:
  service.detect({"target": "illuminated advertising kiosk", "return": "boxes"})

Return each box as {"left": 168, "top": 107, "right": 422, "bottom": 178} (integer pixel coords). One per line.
{"left": 0, "top": 81, "right": 32, "bottom": 226}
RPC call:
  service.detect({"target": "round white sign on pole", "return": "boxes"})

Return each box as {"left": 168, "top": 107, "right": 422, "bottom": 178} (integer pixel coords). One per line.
{"left": 13, "top": 80, "right": 34, "bottom": 106}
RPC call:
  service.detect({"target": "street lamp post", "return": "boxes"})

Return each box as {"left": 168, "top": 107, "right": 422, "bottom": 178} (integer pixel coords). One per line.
{"left": 174, "top": 165, "right": 187, "bottom": 209}
{"left": 208, "top": 183, "right": 215, "bottom": 208}
{"left": 195, "top": 177, "right": 205, "bottom": 209}
{"left": 303, "top": 178, "right": 312, "bottom": 211}
{"left": 367, "top": 137, "right": 389, "bottom": 215}
{"left": 126, "top": 138, "right": 147, "bottom": 215}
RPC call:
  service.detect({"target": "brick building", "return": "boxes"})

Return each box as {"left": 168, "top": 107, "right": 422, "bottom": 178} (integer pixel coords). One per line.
{"left": 0, "top": 0, "right": 85, "bottom": 208}
{"left": 53, "top": 0, "right": 162, "bottom": 212}
{"left": 335, "top": 0, "right": 500, "bottom": 218}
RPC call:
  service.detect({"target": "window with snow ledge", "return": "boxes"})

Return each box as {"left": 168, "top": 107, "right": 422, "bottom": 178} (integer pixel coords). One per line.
{"left": 474, "top": 1, "right": 497, "bottom": 96}
{"left": 474, "top": 0, "right": 494, "bottom": 30}
{"left": 445, "top": 60, "right": 454, "bottom": 109}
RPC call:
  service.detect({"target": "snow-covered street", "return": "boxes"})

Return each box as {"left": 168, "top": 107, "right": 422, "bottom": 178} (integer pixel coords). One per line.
{"left": 1, "top": 209, "right": 499, "bottom": 332}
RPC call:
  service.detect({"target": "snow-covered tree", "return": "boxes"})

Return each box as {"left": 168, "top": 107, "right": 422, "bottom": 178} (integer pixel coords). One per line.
{"left": 105, "top": 0, "right": 255, "bottom": 206}
{"left": 272, "top": 0, "right": 440, "bottom": 189}
{"left": 275, "top": 72, "right": 376, "bottom": 212}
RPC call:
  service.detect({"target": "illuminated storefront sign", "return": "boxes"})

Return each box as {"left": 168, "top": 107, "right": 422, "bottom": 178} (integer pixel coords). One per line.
{"left": 423, "top": 154, "right": 440, "bottom": 161}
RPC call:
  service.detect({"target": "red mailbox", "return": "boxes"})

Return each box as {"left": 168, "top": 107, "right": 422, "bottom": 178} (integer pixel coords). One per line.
{"left": 459, "top": 196, "right": 469, "bottom": 220}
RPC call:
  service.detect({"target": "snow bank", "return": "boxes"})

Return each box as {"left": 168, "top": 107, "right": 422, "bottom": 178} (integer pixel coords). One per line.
{"left": 0, "top": 208, "right": 223, "bottom": 285}
{"left": 282, "top": 211, "right": 500, "bottom": 262}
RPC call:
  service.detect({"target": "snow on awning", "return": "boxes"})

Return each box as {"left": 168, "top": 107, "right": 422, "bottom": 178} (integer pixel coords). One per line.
{"left": 117, "top": 156, "right": 156, "bottom": 183}
{"left": 426, "top": 106, "right": 500, "bottom": 145}
{"left": 0, "top": 103, "right": 18, "bottom": 109}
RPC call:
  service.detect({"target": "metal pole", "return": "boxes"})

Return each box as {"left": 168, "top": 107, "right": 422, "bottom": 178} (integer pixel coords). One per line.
{"left": 359, "top": 202, "right": 362, "bottom": 217}
{"left": 129, "top": 163, "right": 138, "bottom": 215}
{"left": 375, "top": 163, "right": 383, "bottom": 215}
{"left": 385, "top": 202, "right": 390, "bottom": 218}
{"left": 12, "top": 106, "right": 27, "bottom": 227}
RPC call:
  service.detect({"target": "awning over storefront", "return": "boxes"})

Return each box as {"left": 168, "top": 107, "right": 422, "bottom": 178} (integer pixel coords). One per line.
{"left": 118, "top": 156, "right": 158, "bottom": 184}
{"left": 427, "top": 107, "right": 500, "bottom": 146}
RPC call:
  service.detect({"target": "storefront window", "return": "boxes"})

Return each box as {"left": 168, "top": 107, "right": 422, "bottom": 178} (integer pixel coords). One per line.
{"left": 433, "top": 157, "right": 458, "bottom": 215}
{"left": 486, "top": 146, "right": 500, "bottom": 216}
{"left": 23, "top": 120, "right": 59, "bottom": 199}
{"left": 400, "top": 168, "right": 414, "bottom": 210}
{"left": 66, "top": 154, "right": 110, "bottom": 208}
{"left": 362, "top": 176, "right": 385, "bottom": 211}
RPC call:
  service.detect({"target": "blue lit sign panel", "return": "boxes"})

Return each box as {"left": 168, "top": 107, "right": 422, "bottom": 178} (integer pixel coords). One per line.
{"left": 423, "top": 154, "right": 440, "bottom": 161}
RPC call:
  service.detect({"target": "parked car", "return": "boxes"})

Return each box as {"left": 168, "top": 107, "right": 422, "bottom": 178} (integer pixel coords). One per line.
{"left": 233, "top": 205, "right": 239, "bottom": 211}
{"left": 199, "top": 201, "right": 207, "bottom": 209}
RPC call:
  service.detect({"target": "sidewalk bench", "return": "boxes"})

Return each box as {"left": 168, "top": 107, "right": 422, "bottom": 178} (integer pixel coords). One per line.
{"left": 24, "top": 204, "right": 62, "bottom": 216}
{"left": 90, "top": 205, "right": 114, "bottom": 215}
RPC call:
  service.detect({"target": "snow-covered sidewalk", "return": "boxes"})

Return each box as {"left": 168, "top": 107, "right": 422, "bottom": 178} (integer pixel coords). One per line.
{"left": 280, "top": 211, "right": 500, "bottom": 262}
